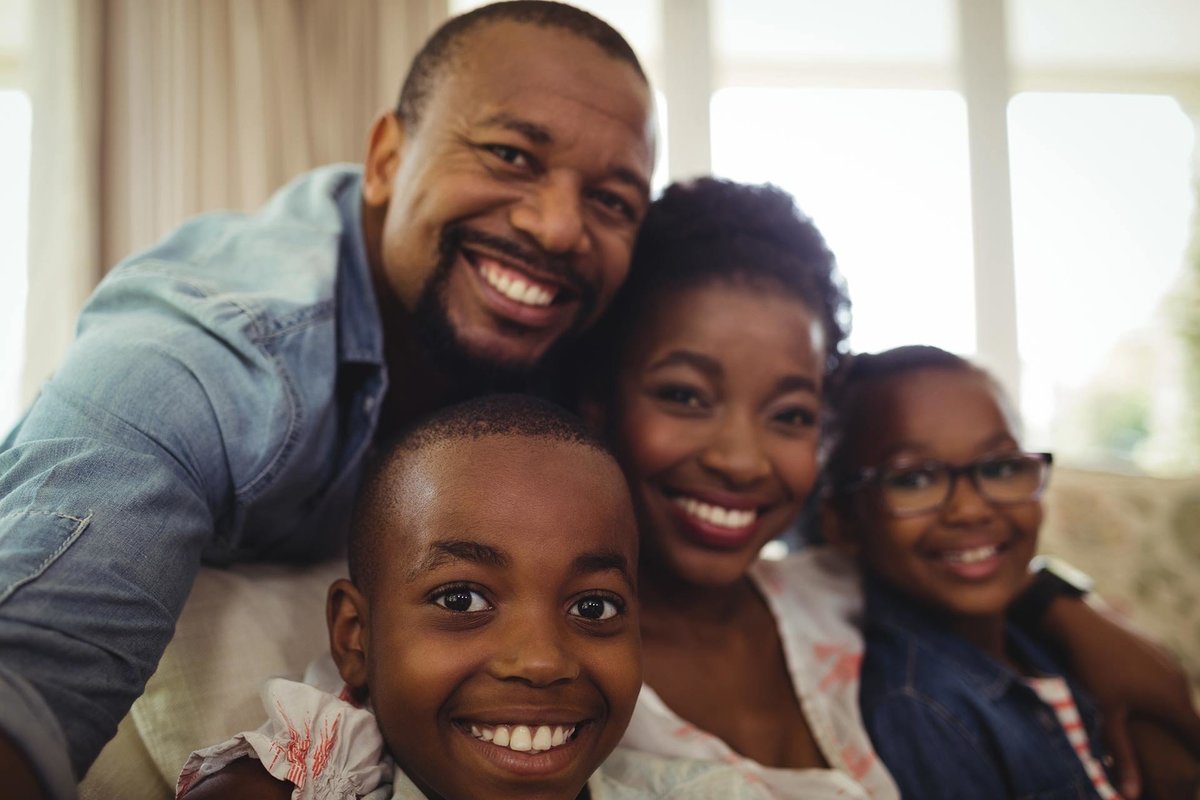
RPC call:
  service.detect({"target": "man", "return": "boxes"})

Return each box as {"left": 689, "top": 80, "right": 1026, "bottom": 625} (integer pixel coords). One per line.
{"left": 0, "top": 3, "right": 656, "bottom": 796}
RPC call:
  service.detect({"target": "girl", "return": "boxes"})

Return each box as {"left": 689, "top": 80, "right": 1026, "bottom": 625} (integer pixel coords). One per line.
{"left": 820, "top": 345, "right": 1120, "bottom": 799}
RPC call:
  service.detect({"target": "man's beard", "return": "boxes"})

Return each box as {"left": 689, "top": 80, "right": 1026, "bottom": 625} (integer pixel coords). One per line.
{"left": 409, "top": 226, "right": 597, "bottom": 394}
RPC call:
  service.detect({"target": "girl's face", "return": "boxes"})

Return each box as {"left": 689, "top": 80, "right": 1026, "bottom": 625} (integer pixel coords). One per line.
{"left": 608, "top": 279, "right": 826, "bottom": 589}
{"left": 840, "top": 367, "right": 1041, "bottom": 619}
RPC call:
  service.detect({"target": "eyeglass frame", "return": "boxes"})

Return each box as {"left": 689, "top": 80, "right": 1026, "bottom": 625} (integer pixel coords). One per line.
{"left": 836, "top": 452, "right": 1054, "bottom": 517}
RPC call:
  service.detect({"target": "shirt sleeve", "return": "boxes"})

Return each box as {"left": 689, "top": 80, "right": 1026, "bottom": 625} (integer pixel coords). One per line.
{"left": 0, "top": 273, "right": 282, "bottom": 781}
{"left": 177, "top": 678, "right": 393, "bottom": 800}
{"left": 865, "top": 691, "right": 1009, "bottom": 800}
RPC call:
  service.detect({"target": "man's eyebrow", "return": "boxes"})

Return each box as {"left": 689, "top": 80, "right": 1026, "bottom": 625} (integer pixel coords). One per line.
{"left": 572, "top": 550, "right": 632, "bottom": 583}
{"left": 408, "top": 539, "right": 510, "bottom": 581}
{"left": 478, "top": 112, "right": 553, "bottom": 145}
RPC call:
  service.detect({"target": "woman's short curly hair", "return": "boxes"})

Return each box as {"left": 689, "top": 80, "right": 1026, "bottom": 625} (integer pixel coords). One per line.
{"left": 581, "top": 177, "right": 850, "bottom": 388}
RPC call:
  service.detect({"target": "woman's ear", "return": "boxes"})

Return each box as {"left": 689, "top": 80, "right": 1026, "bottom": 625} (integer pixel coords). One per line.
{"left": 327, "top": 578, "right": 370, "bottom": 696}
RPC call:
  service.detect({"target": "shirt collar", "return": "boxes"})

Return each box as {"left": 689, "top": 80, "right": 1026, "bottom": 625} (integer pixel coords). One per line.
{"left": 335, "top": 173, "right": 385, "bottom": 366}
{"left": 865, "top": 575, "right": 1064, "bottom": 701}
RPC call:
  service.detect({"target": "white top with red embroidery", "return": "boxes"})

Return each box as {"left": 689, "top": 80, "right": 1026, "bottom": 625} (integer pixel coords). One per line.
{"left": 1026, "top": 676, "right": 1120, "bottom": 800}
{"left": 176, "top": 664, "right": 780, "bottom": 799}
{"left": 618, "top": 546, "right": 901, "bottom": 800}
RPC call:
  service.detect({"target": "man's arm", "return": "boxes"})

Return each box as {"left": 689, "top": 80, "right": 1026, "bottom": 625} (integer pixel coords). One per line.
{"left": 1038, "top": 592, "right": 1200, "bottom": 799}
{"left": 0, "top": 319, "right": 237, "bottom": 786}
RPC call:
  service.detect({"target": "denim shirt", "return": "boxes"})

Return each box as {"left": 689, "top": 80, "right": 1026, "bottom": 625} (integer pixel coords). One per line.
{"left": 860, "top": 577, "right": 1112, "bottom": 800}
{"left": 0, "top": 165, "right": 387, "bottom": 793}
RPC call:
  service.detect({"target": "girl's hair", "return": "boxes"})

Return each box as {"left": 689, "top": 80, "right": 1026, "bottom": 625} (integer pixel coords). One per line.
{"left": 577, "top": 177, "right": 850, "bottom": 394}
{"left": 820, "top": 345, "right": 999, "bottom": 489}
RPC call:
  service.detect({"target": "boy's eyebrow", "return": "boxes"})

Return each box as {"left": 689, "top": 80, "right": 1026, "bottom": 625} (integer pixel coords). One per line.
{"left": 409, "top": 539, "right": 510, "bottom": 580}
{"left": 573, "top": 550, "right": 633, "bottom": 583}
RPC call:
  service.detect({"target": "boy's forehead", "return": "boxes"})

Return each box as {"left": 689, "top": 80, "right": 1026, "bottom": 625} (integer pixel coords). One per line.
{"left": 388, "top": 435, "right": 636, "bottom": 574}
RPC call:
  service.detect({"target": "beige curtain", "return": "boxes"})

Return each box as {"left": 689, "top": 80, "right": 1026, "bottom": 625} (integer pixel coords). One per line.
{"left": 21, "top": 0, "right": 447, "bottom": 408}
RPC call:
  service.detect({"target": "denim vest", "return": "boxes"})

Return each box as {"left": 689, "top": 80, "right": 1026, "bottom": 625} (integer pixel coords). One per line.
{"left": 860, "top": 576, "right": 1112, "bottom": 800}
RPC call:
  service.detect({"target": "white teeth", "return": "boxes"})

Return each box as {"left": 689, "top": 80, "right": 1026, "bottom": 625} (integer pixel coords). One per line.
{"left": 470, "top": 723, "right": 576, "bottom": 753}
{"left": 480, "top": 263, "right": 555, "bottom": 307}
{"left": 944, "top": 544, "right": 999, "bottom": 564}
{"left": 671, "top": 496, "right": 757, "bottom": 529}
{"left": 532, "top": 725, "right": 552, "bottom": 751}
{"left": 510, "top": 725, "right": 532, "bottom": 752}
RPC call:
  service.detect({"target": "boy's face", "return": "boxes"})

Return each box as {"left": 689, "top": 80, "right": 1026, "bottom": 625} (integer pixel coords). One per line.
{"left": 337, "top": 436, "right": 640, "bottom": 800}
{"left": 841, "top": 368, "right": 1041, "bottom": 619}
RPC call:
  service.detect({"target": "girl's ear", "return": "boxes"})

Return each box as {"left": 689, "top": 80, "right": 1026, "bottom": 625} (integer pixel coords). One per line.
{"left": 818, "top": 491, "right": 862, "bottom": 559}
{"left": 327, "top": 578, "right": 370, "bottom": 696}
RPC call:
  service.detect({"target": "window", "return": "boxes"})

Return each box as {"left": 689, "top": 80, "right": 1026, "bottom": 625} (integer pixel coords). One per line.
{"left": 0, "top": 0, "right": 30, "bottom": 435}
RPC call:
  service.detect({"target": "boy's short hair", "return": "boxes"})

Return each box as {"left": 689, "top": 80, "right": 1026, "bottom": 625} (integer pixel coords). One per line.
{"left": 579, "top": 177, "right": 851, "bottom": 391}
{"left": 348, "top": 393, "right": 616, "bottom": 591}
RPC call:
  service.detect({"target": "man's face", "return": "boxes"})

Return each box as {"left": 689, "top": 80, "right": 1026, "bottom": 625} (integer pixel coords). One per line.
{"left": 365, "top": 21, "right": 656, "bottom": 377}
{"left": 356, "top": 436, "right": 641, "bottom": 800}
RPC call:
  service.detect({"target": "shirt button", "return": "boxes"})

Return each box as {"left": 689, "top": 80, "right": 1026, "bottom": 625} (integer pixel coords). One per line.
{"left": 363, "top": 397, "right": 375, "bottom": 413}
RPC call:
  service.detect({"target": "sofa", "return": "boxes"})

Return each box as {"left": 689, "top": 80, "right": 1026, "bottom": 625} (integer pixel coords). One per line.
{"left": 77, "top": 467, "right": 1200, "bottom": 798}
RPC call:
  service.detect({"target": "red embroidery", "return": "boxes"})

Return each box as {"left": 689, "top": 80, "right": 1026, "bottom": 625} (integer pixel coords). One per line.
{"left": 839, "top": 743, "right": 875, "bottom": 780}
{"left": 814, "top": 643, "right": 862, "bottom": 691}
{"left": 269, "top": 702, "right": 312, "bottom": 789}
{"left": 312, "top": 716, "right": 340, "bottom": 779}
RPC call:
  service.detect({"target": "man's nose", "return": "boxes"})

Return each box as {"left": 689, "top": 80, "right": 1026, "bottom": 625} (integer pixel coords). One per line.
{"left": 510, "top": 173, "right": 590, "bottom": 256}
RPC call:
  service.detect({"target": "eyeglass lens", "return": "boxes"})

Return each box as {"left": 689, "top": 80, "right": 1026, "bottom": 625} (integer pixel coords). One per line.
{"left": 879, "top": 454, "right": 1047, "bottom": 514}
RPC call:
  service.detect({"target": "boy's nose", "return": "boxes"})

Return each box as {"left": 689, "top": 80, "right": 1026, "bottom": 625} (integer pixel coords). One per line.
{"left": 488, "top": 615, "right": 581, "bottom": 687}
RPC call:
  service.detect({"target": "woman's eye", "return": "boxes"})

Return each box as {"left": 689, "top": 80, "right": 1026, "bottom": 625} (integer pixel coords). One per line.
{"left": 772, "top": 406, "right": 816, "bottom": 428}
{"left": 434, "top": 587, "right": 491, "bottom": 613}
{"left": 654, "top": 384, "right": 706, "bottom": 409}
{"left": 569, "top": 595, "right": 623, "bottom": 621}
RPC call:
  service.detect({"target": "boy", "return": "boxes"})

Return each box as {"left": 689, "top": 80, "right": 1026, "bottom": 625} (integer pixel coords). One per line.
{"left": 178, "top": 394, "right": 767, "bottom": 799}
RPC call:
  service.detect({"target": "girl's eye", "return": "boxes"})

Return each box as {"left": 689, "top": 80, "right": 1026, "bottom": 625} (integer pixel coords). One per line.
{"left": 434, "top": 587, "right": 491, "bottom": 613}
{"left": 569, "top": 595, "right": 623, "bottom": 621}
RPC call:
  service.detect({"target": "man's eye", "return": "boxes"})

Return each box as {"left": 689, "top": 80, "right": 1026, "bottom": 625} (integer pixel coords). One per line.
{"left": 433, "top": 587, "right": 491, "bottom": 613}
{"left": 483, "top": 144, "right": 531, "bottom": 168}
{"left": 569, "top": 595, "right": 623, "bottom": 621}
{"left": 588, "top": 189, "right": 636, "bottom": 221}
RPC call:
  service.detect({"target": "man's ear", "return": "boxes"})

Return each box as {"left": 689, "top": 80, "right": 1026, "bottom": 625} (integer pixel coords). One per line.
{"left": 362, "top": 112, "right": 405, "bottom": 207}
{"left": 327, "top": 578, "right": 370, "bottom": 694}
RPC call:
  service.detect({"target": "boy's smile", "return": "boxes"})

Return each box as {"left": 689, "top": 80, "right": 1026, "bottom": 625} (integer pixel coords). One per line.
{"left": 328, "top": 434, "right": 640, "bottom": 800}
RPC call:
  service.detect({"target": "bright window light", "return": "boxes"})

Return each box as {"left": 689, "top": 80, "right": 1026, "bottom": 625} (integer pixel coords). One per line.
{"left": 711, "top": 88, "right": 975, "bottom": 355}
{"left": 1010, "top": 93, "right": 1196, "bottom": 473}
{"left": 0, "top": 90, "right": 32, "bottom": 435}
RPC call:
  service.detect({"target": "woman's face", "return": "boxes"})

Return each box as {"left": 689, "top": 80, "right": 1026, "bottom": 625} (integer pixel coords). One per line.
{"left": 607, "top": 279, "right": 827, "bottom": 588}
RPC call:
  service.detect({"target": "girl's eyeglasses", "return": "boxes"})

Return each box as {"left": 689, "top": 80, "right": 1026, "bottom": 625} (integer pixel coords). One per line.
{"left": 839, "top": 452, "right": 1053, "bottom": 517}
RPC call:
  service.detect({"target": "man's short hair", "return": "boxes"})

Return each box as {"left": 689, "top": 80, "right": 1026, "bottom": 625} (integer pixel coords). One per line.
{"left": 396, "top": 0, "right": 647, "bottom": 127}
{"left": 348, "top": 393, "right": 615, "bottom": 591}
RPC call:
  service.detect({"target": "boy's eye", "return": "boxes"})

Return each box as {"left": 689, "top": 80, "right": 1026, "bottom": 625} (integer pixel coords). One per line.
{"left": 569, "top": 595, "right": 623, "bottom": 621}
{"left": 434, "top": 587, "right": 491, "bottom": 613}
